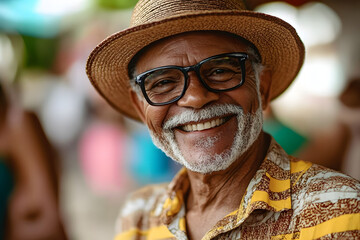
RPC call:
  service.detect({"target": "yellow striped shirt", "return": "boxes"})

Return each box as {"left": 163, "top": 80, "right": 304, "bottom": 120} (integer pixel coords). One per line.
{"left": 115, "top": 139, "right": 360, "bottom": 239}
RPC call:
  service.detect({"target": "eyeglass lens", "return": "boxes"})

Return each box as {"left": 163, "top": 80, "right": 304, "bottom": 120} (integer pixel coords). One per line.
{"left": 142, "top": 55, "right": 244, "bottom": 104}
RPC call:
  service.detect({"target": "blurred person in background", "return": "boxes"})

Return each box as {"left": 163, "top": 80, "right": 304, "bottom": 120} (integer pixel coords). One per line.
{"left": 338, "top": 77, "right": 360, "bottom": 179}
{"left": 0, "top": 81, "right": 67, "bottom": 239}
{"left": 86, "top": 0, "right": 360, "bottom": 239}
{"left": 299, "top": 77, "right": 360, "bottom": 180}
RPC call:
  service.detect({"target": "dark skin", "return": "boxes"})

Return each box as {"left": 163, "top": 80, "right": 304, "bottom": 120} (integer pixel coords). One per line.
{"left": 185, "top": 134, "right": 270, "bottom": 239}
{"left": 130, "top": 32, "right": 272, "bottom": 239}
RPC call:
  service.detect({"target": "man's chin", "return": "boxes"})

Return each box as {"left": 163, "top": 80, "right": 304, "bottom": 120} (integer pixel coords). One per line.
{"left": 174, "top": 149, "right": 236, "bottom": 174}
{"left": 149, "top": 132, "right": 232, "bottom": 174}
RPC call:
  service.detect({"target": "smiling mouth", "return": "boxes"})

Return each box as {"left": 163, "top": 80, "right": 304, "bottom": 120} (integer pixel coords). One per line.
{"left": 179, "top": 116, "right": 232, "bottom": 132}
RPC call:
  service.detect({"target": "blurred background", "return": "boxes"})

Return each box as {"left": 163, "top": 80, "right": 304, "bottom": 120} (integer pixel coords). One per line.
{"left": 0, "top": 0, "right": 359, "bottom": 239}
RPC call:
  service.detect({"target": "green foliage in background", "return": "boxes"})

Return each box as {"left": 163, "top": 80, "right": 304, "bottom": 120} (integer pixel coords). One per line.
{"left": 97, "top": 0, "right": 137, "bottom": 9}
{"left": 22, "top": 35, "right": 59, "bottom": 70}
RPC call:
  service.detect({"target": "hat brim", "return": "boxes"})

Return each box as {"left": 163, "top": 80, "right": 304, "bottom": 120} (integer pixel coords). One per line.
{"left": 86, "top": 10, "right": 305, "bottom": 121}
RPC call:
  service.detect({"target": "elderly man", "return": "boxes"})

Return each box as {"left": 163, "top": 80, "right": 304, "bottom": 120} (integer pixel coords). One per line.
{"left": 86, "top": 0, "right": 360, "bottom": 239}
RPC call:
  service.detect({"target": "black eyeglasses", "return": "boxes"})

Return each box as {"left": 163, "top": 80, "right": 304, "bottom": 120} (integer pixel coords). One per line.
{"left": 134, "top": 52, "right": 248, "bottom": 106}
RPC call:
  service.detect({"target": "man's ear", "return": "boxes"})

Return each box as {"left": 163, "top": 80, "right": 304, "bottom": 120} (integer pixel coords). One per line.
{"left": 130, "top": 89, "right": 146, "bottom": 122}
{"left": 259, "top": 68, "right": 272, "bottom": 110}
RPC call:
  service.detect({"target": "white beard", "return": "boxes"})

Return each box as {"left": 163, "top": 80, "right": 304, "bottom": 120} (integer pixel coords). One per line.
{"left": 148, "top": 104, "right": 263, "bottom": 174}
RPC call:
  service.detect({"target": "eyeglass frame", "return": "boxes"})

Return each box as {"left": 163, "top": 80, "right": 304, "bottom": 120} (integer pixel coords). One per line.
{"left": 134, "top": 52, "right": 249, "bottom": 106}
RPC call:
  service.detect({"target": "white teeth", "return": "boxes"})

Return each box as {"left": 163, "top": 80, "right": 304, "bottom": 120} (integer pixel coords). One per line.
{"left": 181, "top": 117, "right": 226, "bottom": 132}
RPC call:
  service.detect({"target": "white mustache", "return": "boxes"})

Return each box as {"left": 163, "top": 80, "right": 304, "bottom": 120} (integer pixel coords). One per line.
{"left": 163, "top": 104, "right": 244, "bottom": 130}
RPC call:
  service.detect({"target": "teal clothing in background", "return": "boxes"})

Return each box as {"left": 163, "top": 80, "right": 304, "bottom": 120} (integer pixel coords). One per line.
{"left": 0, "top": 157, "right": 14, "bottom": 239}
{"left": 263, "top": 118, "right": 308, "bottom": 156}
{"left": 129, "top": 131, "right": 181, "bottom": 185}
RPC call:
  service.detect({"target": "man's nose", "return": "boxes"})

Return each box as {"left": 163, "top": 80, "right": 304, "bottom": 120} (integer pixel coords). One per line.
{"left": 177, "top": 72, "right": 219, "bottom": 109}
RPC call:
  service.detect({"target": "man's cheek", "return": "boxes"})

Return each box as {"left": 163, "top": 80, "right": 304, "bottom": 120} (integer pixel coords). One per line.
{"left": 145, "top": 112, "right": 163, "bottom": 132}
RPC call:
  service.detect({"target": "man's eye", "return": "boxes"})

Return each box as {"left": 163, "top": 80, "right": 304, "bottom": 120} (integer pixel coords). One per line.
{"left": 211, "top": 68, "right": 227, "bottom": 75}
{"left": 146, "top": 78, "right": 179, "bottom": 93}
{"left": 152, "top": 79, "right": 173, "bottom": 88}
{"left": 207, "top": 68, "right": 234, "bottom": 77}
{"left": 209, "top": 68, "right": 236, "bottom": 76}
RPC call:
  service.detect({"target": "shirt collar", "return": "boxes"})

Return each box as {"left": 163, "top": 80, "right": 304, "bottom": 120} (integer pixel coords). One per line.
{"left": 160, "top": 137, "right": 292, "bottom": 225}
{"left": 236, "top": 138, "right": 292, "bottom": 224}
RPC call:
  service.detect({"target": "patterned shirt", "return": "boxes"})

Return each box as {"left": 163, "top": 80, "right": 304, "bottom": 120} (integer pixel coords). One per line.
{"left": 114, "top": 139, "right": 360, "bottom": 239}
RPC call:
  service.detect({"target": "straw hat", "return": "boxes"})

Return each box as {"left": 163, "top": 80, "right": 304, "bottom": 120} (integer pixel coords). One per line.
{"left": 86, "top": 0, "right": 305, "bottom": 121}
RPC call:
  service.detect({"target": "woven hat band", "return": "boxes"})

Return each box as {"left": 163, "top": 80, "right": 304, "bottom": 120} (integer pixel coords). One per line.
{"left": 130, "top": 0, "right": 247, "bottom": 26}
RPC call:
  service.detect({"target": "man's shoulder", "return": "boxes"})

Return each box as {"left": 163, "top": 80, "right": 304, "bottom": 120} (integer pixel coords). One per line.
{"left": 120, "top": 183, "right": 169, "bottom": 216}
{"left": 288, "top": 159, "right": 360, "bottom": 237}
{"left": 291, "top": 158, "right": 360, "bottom": 195}
{"left": 115, "top": 183, "right": 169, "bottom": 233}
{"left": 290, "top": 158, "right": 360, "bottom": 213}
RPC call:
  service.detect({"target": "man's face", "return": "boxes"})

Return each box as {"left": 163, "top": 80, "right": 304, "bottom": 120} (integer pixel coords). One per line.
{"left": 131, "top": 32, "right": 268, "bottom": 174}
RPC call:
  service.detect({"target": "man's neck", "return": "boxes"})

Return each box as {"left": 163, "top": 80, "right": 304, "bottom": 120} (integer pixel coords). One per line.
{"left": 184, "top": 132, "right": 270, "bottom": 240}
{"left": 185, "top": 131, "right": 270, "bottom": 212}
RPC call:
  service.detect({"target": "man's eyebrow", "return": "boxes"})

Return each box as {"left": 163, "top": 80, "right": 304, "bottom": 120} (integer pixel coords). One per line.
{"left": 204, "top": 58, "right": 242, "bottom": 68}
{"left": 145, "top": 69, "right": 179, "bottom": 80}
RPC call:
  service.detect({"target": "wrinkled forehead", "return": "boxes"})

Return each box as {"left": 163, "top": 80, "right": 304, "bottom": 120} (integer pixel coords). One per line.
{"left": 128, "top": 31, "right": 261, "bottom": 76}
{"left": 146, "top": 31, "right": 253, "bottom": 51}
